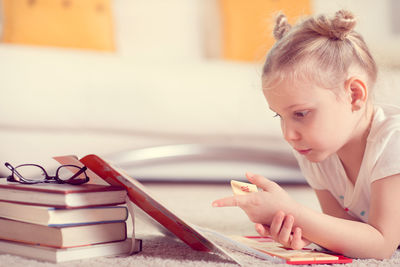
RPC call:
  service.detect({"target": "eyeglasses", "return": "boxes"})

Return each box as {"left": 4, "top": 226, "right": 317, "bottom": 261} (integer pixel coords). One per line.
{"left": 4, "top": 162, "right": 90, "bottom": 185}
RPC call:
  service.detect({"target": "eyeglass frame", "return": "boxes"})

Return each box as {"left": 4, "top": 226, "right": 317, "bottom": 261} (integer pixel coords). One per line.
{"left": 4, "top": 162, "right": 90, "bottom": 185}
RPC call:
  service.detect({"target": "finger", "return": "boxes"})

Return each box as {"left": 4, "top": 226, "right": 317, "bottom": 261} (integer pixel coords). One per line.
{"left": 291, "top": 227, "right": 305, "bottom": 250}
{"left": 269, "top": 211, "right": 285, "bottom": 241}
{"left": 246, "top": 172, "right": 278, "bottom": 192}
{"left": 278, "top": 214, "right": 294, "bottom": 246}
{"left": 255, "top": 223, "right": 270, "bottom": 237}
{"left": 245, "top": 172, "right": 255, "bottom": 181}
{"left": 212, "top": 195, "right": 245, "bottom": 207}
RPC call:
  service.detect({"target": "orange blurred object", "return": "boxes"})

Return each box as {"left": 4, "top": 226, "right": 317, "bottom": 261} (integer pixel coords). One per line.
{"left": 219, "top": 0, "right": 311, "bottom": 62}
{"left": 2, "top": 0, "right": 115, "bottom": 51}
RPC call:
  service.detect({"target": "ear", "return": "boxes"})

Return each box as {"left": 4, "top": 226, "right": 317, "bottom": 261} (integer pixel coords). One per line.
{"left": 344, "top": 77, "right": 368, "bottom": 112}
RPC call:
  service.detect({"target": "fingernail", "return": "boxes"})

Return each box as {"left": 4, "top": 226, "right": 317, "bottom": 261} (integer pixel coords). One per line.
{"left": 246, "top": 172, "right": 255, "bottom": 178}
{"left": 212, "top": 202, "right": 219, "bottom": 207}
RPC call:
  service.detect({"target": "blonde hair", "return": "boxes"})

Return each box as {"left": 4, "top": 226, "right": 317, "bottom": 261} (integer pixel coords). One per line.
{"left": 262, "top": 10, "right": 378, "bottom": 95}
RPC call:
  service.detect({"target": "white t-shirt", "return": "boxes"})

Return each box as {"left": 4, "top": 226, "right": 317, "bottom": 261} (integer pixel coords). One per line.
{"left": 295, "top": 104, "right": 400, "bottom": 222}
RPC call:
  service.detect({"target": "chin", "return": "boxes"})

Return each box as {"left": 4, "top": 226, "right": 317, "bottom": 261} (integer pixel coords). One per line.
{"left": 305, "top": 152, "right": 330, "bottom": 163}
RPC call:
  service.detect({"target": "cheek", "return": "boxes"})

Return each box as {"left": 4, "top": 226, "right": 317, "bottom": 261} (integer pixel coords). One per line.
{"left": 305, "top": 112, "right": 349, "bottom": 147}
{"left": 301, "top": 115, "right": 337, "bottom": 144}
{"left": 303, "top": 124, "right": 326, "bottom": 144}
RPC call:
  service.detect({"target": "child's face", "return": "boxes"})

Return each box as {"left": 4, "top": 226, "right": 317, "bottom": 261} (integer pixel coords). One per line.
{"left": 263, "top": 79, "right": 355, "bottom": 162}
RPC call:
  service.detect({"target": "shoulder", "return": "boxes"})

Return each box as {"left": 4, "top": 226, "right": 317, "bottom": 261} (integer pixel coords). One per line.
{"left": 368, "top": 103, "right": 400, "bottom": 181}
{"left": 369, "top": 103, "right": 400, "bottom": 142}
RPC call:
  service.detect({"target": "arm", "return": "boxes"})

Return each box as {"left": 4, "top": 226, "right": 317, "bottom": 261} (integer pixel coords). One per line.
{"left": 297, "top": 174, "right": 400, "bottom": 259}
{"left": 254, "top": 189, "right": 357, "bottom": 250}
{"left": 368, "top": 174, "right": 400, "bottom": 258}
{"left": 213, "top": 173, "right": 400, "bottom": 259}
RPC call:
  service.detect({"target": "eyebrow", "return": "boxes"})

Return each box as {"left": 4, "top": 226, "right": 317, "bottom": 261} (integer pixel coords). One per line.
{"left": 285, "top": 104, "right": 309, "bottom": 110}
{"left": 269, "top": 103, "right": 309, "bottom": 113}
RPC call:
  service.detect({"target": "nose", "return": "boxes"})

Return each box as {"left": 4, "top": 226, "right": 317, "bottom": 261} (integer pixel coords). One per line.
{"left": 281, "top": 121, "right": 301, "bottom": 142}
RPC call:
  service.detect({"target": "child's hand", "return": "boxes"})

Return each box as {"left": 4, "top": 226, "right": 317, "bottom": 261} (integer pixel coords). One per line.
{"left": 212, "top": 172, "right": 300, "bottom": 225}
{"left": 255, "top": 211, "right": 311, "bottom": 250}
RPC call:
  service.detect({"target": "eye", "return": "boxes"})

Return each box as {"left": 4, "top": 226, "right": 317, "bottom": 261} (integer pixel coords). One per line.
{"left": 293, "top": 110, "right": 309, "bottom": 118}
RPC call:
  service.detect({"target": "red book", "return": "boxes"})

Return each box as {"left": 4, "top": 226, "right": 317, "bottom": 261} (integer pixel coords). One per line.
{"left": 55, "top": 154, "right": 213, "bottom": 252}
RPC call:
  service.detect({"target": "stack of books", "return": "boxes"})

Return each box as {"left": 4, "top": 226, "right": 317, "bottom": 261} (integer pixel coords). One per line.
{"left": 0, "top": 180, "right": 138, "bottom": 263}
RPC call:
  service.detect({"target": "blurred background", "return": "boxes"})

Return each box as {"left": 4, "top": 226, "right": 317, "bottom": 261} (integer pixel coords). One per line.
{"left": 0, "top": 0, "right": 399, "bottom": 183}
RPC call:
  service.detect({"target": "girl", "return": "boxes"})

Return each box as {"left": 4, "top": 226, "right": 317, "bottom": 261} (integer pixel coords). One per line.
{"left": 212, "top": 10, "right": 400, "bottom": 259}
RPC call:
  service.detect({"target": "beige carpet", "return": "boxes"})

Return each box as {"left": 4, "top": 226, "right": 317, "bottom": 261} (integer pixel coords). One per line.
{"left": 1, "top": 183, "right": 400, "bottom": 266}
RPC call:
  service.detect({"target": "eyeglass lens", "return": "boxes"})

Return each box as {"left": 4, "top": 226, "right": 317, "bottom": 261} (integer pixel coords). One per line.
{"left": 15, "top": 165, "right": 46, "bottom": 182}
{"left": 57, "top": 165, "right": 87, "bottom": 182}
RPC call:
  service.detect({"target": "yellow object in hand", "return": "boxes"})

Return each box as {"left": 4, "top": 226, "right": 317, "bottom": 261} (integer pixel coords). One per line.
{"left": 230, "top": 180, "right": 258, "bottom": 195}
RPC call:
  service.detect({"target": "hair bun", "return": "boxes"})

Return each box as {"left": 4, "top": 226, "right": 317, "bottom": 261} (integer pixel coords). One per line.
{"left": 331, "top": 10, "right": 356, "bottom": 40}
{"left": 273, "top": 13, "right": 291, "bottom": 40}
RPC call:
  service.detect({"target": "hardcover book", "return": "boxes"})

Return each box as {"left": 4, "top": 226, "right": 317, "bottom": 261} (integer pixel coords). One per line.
{"left": 0, "top": 201, "right": 128, "bottom": 226}
{"left": 0, "top": 218, "right": 127, "bottom": 248}
{"left": 0, "top": 238, "right": 141, "bottom": 263}
{"left": 0, "top": 180, "right": 127, "bottom": 208}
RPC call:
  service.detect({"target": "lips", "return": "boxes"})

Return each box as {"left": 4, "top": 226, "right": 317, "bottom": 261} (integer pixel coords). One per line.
{"left": 295, "top": 148, "right": 312, "bottom": 155}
